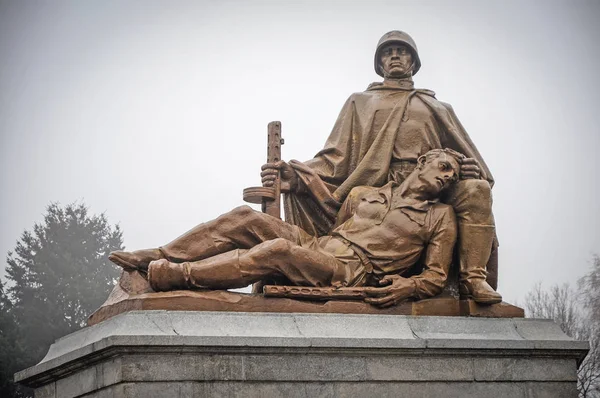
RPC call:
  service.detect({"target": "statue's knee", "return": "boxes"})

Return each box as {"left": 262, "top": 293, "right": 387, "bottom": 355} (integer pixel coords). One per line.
{"left": 267, "top": 238, "right": 293, "bottom": 256}
{"left": 231, "top": 205, "right": 254, "bottom": 217}
{"left": 453, "top": 180, "right": 493, "bottom": 223}
{"left": 459, "top": 179, "right": 491, "bottom": 202}
{"left": 218, "top": 206, "right": 259, "bottom": 228}
{"left": 228, "top": 205, "right": 260, "bottom": 222}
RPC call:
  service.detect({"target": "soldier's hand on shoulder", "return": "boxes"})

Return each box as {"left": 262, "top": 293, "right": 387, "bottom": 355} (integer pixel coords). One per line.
{"left": 460, "top": 157, "right": 481, "bottom": 180}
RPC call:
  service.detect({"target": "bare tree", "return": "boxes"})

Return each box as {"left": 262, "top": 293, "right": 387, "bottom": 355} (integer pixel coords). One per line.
{"left": 577, "top": 255, "right": 600, "bottom": 397}
{"left": 524, "top": 255, "right": 600, "bottom": 397}
{"left": 578, "top": 327, "right": 600, "bottom": 398}
{"left": 579, "top": 255, "right": 600, "bottom": 323}
{"left": 524, "top": 282, "right": 581, "bottom": 337}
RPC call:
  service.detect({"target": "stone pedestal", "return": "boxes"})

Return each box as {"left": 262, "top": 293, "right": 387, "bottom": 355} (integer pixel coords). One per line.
{"left": 16, "top": 311, "right": 588, "bottom": 398}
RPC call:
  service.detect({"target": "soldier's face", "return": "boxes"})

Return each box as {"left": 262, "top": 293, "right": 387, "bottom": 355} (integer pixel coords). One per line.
{"left": 417, "top": 155, "right": 460, "bottom": 196}
{"left": 380, "top": 44, "right": 413, "bottom": 78}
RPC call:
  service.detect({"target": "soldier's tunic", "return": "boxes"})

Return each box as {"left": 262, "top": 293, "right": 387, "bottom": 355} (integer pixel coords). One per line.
{"left": 154, "top": 182, "right": 456, "bottom": 299}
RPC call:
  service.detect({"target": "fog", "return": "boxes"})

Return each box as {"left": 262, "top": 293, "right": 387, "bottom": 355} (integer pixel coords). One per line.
{"left": 1, "top": 0, "right": 599, "bottom": 304}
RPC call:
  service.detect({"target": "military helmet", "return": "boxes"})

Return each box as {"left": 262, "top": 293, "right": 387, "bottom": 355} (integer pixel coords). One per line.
{"left": 374, "top": 30, "right": 421, "bottom": 77}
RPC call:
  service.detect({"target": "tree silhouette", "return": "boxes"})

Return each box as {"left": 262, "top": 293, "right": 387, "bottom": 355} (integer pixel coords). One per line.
{"left": 1, "top": 202, "right": 123, "bottom": 397}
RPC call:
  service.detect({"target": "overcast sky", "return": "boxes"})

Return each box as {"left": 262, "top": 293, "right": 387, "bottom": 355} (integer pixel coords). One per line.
{"left": 1, "top": 0, "right": 599, "bottom": 304}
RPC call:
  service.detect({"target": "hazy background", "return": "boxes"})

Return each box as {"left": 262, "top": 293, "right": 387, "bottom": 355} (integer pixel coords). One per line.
{"left": 1, "top": 0, "right": 599, "bottom": 304}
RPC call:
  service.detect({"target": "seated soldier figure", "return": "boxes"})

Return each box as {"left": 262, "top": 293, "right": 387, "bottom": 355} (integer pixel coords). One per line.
{"left": 109, "top": 148, "right": 495, "bottom": 307}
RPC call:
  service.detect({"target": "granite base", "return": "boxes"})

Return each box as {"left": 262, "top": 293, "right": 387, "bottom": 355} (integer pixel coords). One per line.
{"left": 15, "top": 311, "right": 588, "bottom": 398}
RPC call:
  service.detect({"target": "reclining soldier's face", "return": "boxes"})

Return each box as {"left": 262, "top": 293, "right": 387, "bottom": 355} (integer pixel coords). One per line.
{"left": 380, "top": 43, "right": 413, "bottom": 78}
{"left": 417, "top": 154, "right": 460, "bottom": 196}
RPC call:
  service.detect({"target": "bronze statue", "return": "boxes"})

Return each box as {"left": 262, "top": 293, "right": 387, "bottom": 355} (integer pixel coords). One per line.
{"left": 109, "top": 149, "right": 479, "bottom": 307}
{"left": 261, "top": 30, "right": 501, "bottom": 304}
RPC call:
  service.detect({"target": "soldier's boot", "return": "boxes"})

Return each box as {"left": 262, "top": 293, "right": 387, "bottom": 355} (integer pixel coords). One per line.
{"left": 458, "top": 224, "right": 503, "bottom": 305}
{"left": 109, "top": 248, "right": 164, "bottom": 271}
{"left": 148, "top": 250, "right": 251, "bottom": 292}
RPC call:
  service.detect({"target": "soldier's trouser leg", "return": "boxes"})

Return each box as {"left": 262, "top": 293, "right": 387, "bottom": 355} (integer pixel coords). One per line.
{"left": 148, "top": 238, "right": 346, "bottom": 292}
{"left": 161, "top": 205, "right": 302, "bottom": 261}
{"left": 109, "top": 206, "right": 303, "bottom": 270}
{"left": 444, "top": 179, "right": 502, "bottom": 304}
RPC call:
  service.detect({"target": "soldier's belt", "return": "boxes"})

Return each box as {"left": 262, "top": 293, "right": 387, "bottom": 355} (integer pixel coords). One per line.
{"left": 335, "top": 236, "right": 374, "bottom": 274}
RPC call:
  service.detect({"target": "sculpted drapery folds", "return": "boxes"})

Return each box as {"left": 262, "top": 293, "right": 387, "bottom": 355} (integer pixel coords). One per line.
{"left": 263, "top": 30, "right": 501, "bottom": 304}
{"left": 283, "top": 86, "right": 494, "bottom": 236}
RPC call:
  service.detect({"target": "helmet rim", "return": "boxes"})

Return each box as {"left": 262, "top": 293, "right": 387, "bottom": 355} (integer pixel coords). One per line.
{"left": 374, "top": 31, "right": 421, "bottom": 77}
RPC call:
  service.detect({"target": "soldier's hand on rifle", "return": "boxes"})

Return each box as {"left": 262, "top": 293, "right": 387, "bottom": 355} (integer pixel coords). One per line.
{"left": 460, "top": 157, "right": 482, "bottom": 180}
{"left": 363, "top": 275, "right": 417, "bottom": 308}
{"left": 261, "top": 160, "right": 298, "bottom": 192}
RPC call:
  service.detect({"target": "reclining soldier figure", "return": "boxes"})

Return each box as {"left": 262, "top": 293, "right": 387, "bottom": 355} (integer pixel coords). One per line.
{"left": 109, "top": 148, "right": 499, "bottom": 307}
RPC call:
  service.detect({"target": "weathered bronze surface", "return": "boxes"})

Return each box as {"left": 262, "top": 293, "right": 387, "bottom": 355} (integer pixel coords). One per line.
{"left": 260, "top": 30, "right": 501, "bottom": 304}
{"left": 109, "top": 148, "right": 497, "bottom": 306}
{"left": 104, "top": 30, "right": 514, "bottom": 317}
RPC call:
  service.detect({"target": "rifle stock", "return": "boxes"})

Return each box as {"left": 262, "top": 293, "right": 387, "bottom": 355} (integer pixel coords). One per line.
{"left": 263, "top": 285, "right": 369, "bottom": 301}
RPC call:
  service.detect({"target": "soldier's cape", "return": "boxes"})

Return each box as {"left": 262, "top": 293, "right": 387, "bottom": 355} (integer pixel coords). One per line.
{"left": 284, "top": 83, "right": 494, "bottom": 236}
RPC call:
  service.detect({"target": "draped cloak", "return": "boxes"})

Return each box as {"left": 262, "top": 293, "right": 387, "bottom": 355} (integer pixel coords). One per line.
{"left": 284, "top": 83, "right": 494, "bottom": 237}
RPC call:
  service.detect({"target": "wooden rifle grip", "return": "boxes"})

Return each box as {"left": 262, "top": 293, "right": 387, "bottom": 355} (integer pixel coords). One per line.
{"left": 262, "top": 121, "right": 282, "bottom": 218}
